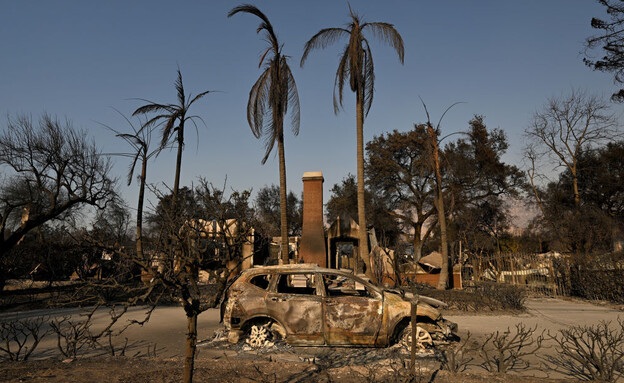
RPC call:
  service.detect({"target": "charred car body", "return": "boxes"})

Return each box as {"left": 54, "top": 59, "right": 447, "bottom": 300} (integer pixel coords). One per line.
{"left": 222, "top": 265, "right": 457, "bottom": 350}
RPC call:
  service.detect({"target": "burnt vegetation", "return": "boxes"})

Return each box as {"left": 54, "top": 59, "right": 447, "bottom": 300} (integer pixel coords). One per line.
{"left": 546, "top": 319, "right": 624, "bottom": 382}
{"left": 410, "top": 282, "right": 527, "bottom": 312}
{"left": 477, "top": 324, "right": 544, "bottom": 373}
{"left": 3, "top": 2, "right": 624, "bottom": 382}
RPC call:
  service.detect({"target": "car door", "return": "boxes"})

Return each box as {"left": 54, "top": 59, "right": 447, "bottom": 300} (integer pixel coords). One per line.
{"left": 265, "top": 272, "right": 324, "bottom": 345}
{"left": 322, "top": 273, "right": 383, "bottom": 345}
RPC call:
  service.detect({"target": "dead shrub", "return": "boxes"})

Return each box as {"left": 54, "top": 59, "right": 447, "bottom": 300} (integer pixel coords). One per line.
{"left": 545, "top": 319, "right": 624, "bottom": 382}
{"left": 440, "top": 331, "right": 476, "bottom": 373}
{"left": 0, "top": 315, "right": 50, "bottom": 361}
{"left": 104, "top": 333, "right": 128, "bottom": 356}
{"left": 478, "top": 323, "right": 544, "bottom": 373}
{"left": 351, "top": 363, "right": 384, "bottom": 383}
{"left": 553, "top": 252, "right": 624, "bottom": 304}
{"left": 49, "top": 315, "right": 94, "bottom": 358}
{"left": 378, "top": 360, "right": 437, "bottom": 383}
{"left": 476, "top": 282, "right": 526, "bottom": 311}
{"left": 410, "top": 282, "right": 526, "bottom": 312}
{"left": 146, "top": 342, "right": 158, "bottom": 358}
{"left": 250, "top": 363, "right": 279, "bottom": 383}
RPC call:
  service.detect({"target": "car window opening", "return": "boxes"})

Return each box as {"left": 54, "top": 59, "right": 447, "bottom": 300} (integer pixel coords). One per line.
{"left": 323, "top": 274, "right": 371, "bottom": 298}
{"left": 276, "top": 273, "right": 317, "bottom": 295}
{"left": 249, "top": 274, "right": 271, "bottom": 290}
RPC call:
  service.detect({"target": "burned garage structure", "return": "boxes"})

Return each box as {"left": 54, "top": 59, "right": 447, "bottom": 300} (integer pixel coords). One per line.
{"left": 222, "top": 265, "right": 457, "bottom": 351}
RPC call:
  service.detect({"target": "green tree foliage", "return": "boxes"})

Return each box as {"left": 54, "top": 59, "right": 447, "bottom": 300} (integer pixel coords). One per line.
{"left": 445, "top": 116, "right": 525, "bottom": 211}
{"left": 254, "top": 185, "right": 302, "bottom": 238}
{"left": 449, "top": 197, "right": 510, "bottom": 256}
{"left": 326, "top": 174, "right": 359, "bottom": 222}
{"left": 535, "top": 142, "right": 624, "bottom": 253}
{"left": 147, "top": 186, "right": 199, "bottom": 238}
{"left": 366, "top": 126, "right": 436, "bottom": 261}
{"left": 326, "top": 174, "right": 401, "bottom": 249}
{"left": 525, "top": 92, "right": 621, "bottom": 254}
{"left": 366, "top": 116, "right": 524, "bottom": 260}
{"left": 585, "top": 0, "right": 624, "bottom": 101}
{"left": 575, "top": 142, "right": 624, "bottom": 219}
{"left": 445, "top": 116, "right": 525, "bottom": 255}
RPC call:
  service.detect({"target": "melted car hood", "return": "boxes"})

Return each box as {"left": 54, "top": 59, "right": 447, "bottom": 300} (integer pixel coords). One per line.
{"left": 384, "top": 289, "right": 448, "bottom": 308}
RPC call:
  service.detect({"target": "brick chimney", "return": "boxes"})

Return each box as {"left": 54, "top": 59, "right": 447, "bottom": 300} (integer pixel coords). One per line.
{"left": 300, "top": 171, "right": 326, "bottom": 267}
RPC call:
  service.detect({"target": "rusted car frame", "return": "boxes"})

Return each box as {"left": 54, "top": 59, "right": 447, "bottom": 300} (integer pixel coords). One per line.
{"left": 222, "top": 265, "right": 456, "bottom": 348}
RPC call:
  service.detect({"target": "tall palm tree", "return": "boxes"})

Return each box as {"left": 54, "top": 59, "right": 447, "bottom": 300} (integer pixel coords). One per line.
{"left": 228, "top": 4, "right": 300, "bottom": 264}
{"left": 133, "top": 70, "right": 212, "bottom": 383}
{"left": 103, "top": 114, "right": 160, "bottom": 264}
{"left": 133, "top": 69, "right": 213, "bottom": 209}
{"left": 301, "top": 6, "right": 403, "bottom": 276}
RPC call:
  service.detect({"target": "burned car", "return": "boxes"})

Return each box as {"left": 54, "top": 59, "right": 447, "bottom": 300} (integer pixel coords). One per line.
{"left": 222, "top": 264, "right": 457, "bottom": 350}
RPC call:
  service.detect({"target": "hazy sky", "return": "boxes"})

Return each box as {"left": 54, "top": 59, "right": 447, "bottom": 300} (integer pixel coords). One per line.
{"left": 1, "top": 1, "right": 620, "bottom": 214}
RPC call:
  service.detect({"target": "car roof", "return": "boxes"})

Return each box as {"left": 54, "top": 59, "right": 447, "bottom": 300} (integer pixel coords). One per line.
{"left": 242, "top": 264, "right": 351, "bottom": 275}
{"left": 240, "top": 264, "right": 381, "bottom": 291}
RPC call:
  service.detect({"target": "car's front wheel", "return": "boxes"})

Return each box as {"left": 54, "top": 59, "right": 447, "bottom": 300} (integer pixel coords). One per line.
{"left": 399, "top": 325, "right": 433, "bottom": 352}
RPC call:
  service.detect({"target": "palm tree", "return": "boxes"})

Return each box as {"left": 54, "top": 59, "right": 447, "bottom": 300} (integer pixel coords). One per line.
{"left": 420, "top": 100, "right": 463, "bottom": 289}
{"left": 133, "top": 69, "right": 213, "bottom": 209}
{"left": 133, "top": 69, "right": 212, "bottom": 383}
{"left": 300, "top": 5, "right": 403, "bottom": 277}
{"left": 228, "top": 4, "right": 300, "bottom": 264}
{"left": 102, "top": 113, "right": 161, "bottom": 264}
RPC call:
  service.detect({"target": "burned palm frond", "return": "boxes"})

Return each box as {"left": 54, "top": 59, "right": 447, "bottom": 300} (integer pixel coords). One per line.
{"left": 229, "top": 4, "right": 300, "bottom": 265}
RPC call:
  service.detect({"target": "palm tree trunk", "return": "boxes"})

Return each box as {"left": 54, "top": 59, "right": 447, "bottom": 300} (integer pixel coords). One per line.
{"left": 356, "top": 88, "right": 371, "bottom": 277}
{"left": 173, "top": 125, "right": 184, "bottom": 208}
{"left": 435, "top": 189, "right": 450, "bottom": 290}
{"left": 136, "top": 157, "right": 147, "bottom": 262}
{"left": 428, "top": 126, "right": 449, "bottom": 290}
{"left": 277, "top": 132, "right": 289, "bottom": 264}
{"left": 183, "top": 312, "right": 197, "bottom": 383}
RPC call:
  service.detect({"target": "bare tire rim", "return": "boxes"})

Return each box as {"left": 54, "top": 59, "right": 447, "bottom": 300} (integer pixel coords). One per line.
{"left": 401, "top": 326, "right": 433, "bottom": 352}
{"left": 246, "top": 323, "right": 272, "bottom": 348}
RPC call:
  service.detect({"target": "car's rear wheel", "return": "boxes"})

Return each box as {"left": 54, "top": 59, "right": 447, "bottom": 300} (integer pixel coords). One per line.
{"left": 244, "top": 320, "right": 285, "bottom": 348}
{"left": 399, "top": 325, "right": 433, "bottom": 352}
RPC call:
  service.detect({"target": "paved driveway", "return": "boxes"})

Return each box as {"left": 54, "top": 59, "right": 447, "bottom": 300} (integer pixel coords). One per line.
{"left": 446, "top": 297, "right": 623, "bottom": 339}
{"left": 2, "top": 298, "right": 622, "bottom": 360}
{"left": 0, "top": 305, "right": 221, "bottom": 359}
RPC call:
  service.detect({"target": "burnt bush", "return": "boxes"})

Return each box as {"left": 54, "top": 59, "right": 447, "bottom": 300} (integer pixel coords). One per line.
{"left": 440, "top": 331, "right": 477, "bottom": 373}
{"left": 545, "top": 319, "right": 624, "bottom": 382}
{"left": 553, "top": 251, "right": 624, "bottom": 304}
{"left": 476, "top": 282, "right": 527, "bottom": 311}
{"left": 49, "top": 315, "right": 95, "bottom": 359}
{"left": 410, "top": 282, "right": 526, "bottom": 312}
{"left": 0, "top": 315, "right": 50, "bottom": 361}
{"left": 478, "top": 323, "right": 544, "bottom": 373}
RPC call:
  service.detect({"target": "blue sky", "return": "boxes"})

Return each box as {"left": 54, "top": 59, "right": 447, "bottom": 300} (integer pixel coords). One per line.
{"left": 0, "top": 1, "right": 620, "bottom": 214}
